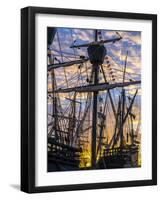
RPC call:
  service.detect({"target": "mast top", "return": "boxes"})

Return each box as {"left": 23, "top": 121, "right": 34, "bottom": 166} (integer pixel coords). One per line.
{"left": 87, "top": 44, "right": 106, "bottom": 65}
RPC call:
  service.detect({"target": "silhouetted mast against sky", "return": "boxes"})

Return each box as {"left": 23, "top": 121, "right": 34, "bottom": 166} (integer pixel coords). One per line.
{"left": 91, "top": 30, "right": 98, "bottom": 168}
{"left": 87, "top": 30, "right": 107, "bottom": 168}
{"left": 120, "top": 51, "right": 128, "bottom": 149}
{"left": 47, "top": 27, "right": 57, "bottom": 139}
{"left": 53, "top": 81, "right": 141, "bottom": 93}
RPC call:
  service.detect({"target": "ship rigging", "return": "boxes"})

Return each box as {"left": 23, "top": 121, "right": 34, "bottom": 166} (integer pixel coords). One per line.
{"left": 47, "top": 27, "right": 141, "bottom": 171}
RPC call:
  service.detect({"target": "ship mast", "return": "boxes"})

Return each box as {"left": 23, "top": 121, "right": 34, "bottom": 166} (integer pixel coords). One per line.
{"left": 120, "top": 51, "right": 128, "bottom": 149}
{"left": 91, "top": 30, "right": 98, "bottom": 168}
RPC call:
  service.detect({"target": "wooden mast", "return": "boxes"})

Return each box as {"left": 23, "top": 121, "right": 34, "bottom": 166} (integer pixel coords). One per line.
{"left": 91, "top": 30, "right": 98, "bottom": 168}
{"left": 120, "top": 51, "right": 128, "bottom": 149}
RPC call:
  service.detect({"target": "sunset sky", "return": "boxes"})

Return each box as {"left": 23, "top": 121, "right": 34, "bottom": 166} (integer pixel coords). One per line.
{"left": 47, "top": 27, "right": 141, "bottom": 166}
{"left": 48, "top": 27, "right": 141, "bottom": 112}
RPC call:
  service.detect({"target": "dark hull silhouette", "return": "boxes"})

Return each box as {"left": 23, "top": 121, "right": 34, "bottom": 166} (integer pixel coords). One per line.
{"left": 48, "top": 137, "right": 82, "bottom": 171}
{"left": 98, "top": 145, "right": 139, "bottom": 169}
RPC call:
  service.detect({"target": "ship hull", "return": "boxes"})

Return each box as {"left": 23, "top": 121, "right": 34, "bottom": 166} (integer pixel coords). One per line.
{"left": 98, "top": 145, "right": 139, "bottom": 169}
{"left": 48, "top": 138, "right": 81, "bottom": 172}
{"left": 48, "top": 156, "right": 80, "bottom": 172}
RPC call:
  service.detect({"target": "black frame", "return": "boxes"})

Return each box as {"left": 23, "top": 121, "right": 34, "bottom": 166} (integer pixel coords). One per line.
{"left": 21, "top": 6, "right": 157, "bottom": 193}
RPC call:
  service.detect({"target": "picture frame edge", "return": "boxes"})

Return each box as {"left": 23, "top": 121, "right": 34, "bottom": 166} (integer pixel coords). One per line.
{"left": 21, "top": 6, "right": 157, "bottom": 193}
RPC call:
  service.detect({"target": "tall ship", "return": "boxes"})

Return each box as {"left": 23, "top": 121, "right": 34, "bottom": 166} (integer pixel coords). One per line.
{"left": 47, "top": 27, "right": 141, "bottom": 171}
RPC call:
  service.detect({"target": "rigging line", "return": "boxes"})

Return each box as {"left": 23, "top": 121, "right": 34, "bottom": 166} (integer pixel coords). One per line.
{"left": 104, "top": 64, "right": 138, "bottom": 81}
{"left": 112, "top": 96, "right": 121, "bottom": 148}
{"left": 104, "top": 65, "right": 118, "bottom": 110}
{"left": 111, "top": 89, "right": 138, "bottom": 147}
{"left": 66, "top": 65, "right": 91, "bottom": 84}
{"left": 77, "top": 93, "right": 83, "bottom": 138}
{"left": 111, "top": 67, "right": 140, "bottom": 76}
{"left": 70, "top": 28, "right": 83, "bottom": 89}
{"left": 110, "top": 75, "right": 135, "bottom": 82}
{"left": 126, "top": 85, "right": 141, "bottom": 90}
{"left": 123, "top": 51, "right": 128, "bottom": 84}
{"left": 78, "top": 65, "right": 84, "bottom": 86}
{"left": 111, "top": 71, "right": 139, "bottom": 82}
{"left": 49, "top": 48, "right": 80, "bottom": 57}
{"left": 96, "top": 90, "right": 109, "bottom": 157}
{"left": 75, "top": 92, "right": 92, "bottom": 140}
{"left": 106, "top": 101, "right": 116, "bottom": 145}
{"left": 56, "top": 32, "right": 64, "bottom": 63}
{"left": 110, "top": 73, "right": 134, "bottom": 79}
{"left": 54, "top": 71, "right": 79, "bottom": 87}
{"left": 54, "top": 97, "right": 61, "bottom": 138}
{"left": 58, "top": 118, "right": 65, "bottom": 133}
{"left": 125, "top": 99, "right": 131, "bottom": 142}
{"left": 135, "top": 111, "right": 141, "bottom": 136}
{"left": 57, "top": 97, "right": 69, "bottom": 129}
{"left": 53, "top": 54, "right": 79, "bottom": 59}
{"left": 109, "top": 56, "right": 140, "bottom": 81}
{"left": 107, "top": 68, "right": 137, "bottom": 81}
{"left": 55, "top": 64, "right": 91, "bottom": 87}
{"left": 62, "top": 93, "right": 76, "bottom": 119}
{"left": 70, "top": 29, "right": 77, "bottom": 60}
{"left": 85, "top": 62, "right": 89, "bottom": 80}
{"left": 48, "top": 105, "right": 66, "bottom": 131}
{"left": 76, "top": 62, "right": 89, "bottom": 87}
{"left": 107, "top": 54, "right": 122, "bottom": 69}
{"left": 80, "top": 65, "right": 86, "bottom": 85}
{"left": 100, "top": 64, "right": 116, "bottom": 118}
{"left": 54, "top": 54, "right": 73, "bottom": 62}
{"left": 63, "top": 101, "right": 71, "bottom": 114}
{"left": 107, "top": 98, "right": 115, "bottom": 128}
{"left": 78, "top": 68, "right": 95, "bottom": 136}
{"left": 56, "top": 31, "right": 70, "bottom": 97}
{"left": 70, "top": 35, "right": 86, "bottom": 112}
{"left": 57, "top": 93, "right": 64, "bottom": 112}
{"left": 72, "top": 97, "right": 83, "bottom": 144}
{"left": 48, "top": 56, "right": 62, "bottom": 135}
{"left": 127, "top": 114, "right": 131, "bottom": 143}
{"left": 111, "top": 88, "right": 118, "bottom": 112}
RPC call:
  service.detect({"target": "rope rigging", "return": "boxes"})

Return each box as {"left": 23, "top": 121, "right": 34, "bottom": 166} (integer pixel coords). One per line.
{"left": 47, "top": 27, "right": 141, "bottom": 170}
